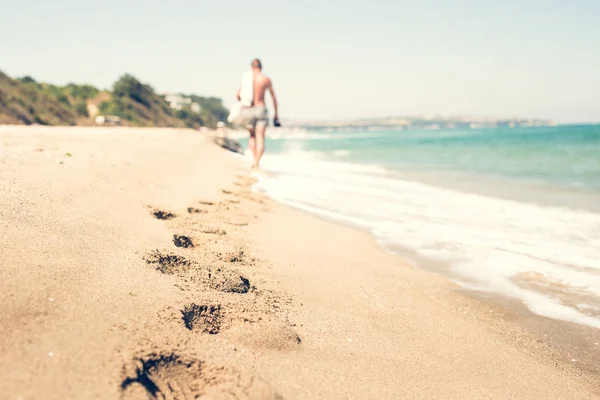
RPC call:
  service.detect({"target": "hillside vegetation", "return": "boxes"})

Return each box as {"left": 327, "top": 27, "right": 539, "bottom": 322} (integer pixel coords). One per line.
{"left": 0, "top": 70, "right": 228, "bottom": 129}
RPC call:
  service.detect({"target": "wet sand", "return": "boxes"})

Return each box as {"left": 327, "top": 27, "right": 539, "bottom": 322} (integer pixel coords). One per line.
{"left": 0, "top": 126, "right": 598, "bottom": 399}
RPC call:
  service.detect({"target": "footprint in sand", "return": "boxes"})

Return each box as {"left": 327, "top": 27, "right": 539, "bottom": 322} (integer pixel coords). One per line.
{"left": 150, "top": 209, "right": 176, "bottom": 220}
{"left": 120, "top": 353, "right": 281, "bottom": 399}
{"left": 217, "top": 248, "right": 250, "bottom": 264}
{"left": 209, "top": 274, "right": 251, "bottom": 294}
{"left": 187, "top": 207, "right": 208, "bottom": 214}
{"left": 181, "top": 304, "right": 222, "bottom": 334}
{"left": 173, "top": 235, "right": 194, "bottom": 249}
{"left": 225, "top": 320, "right": 302, "bottom": 352}
{"left": 144, "top": 250, "right": 192, "bottom": 275}
{"left": 144, "top": 250, "right": 251, "bottom": 294}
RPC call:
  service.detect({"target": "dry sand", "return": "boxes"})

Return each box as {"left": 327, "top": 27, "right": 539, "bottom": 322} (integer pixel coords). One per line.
{"left": 0, "top": 125, "right": 598, "bottom": 399}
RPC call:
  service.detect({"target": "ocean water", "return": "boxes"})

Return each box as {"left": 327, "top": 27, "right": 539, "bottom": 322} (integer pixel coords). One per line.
{"left": 239, "top": 125, "right": 600, "bottom": 329}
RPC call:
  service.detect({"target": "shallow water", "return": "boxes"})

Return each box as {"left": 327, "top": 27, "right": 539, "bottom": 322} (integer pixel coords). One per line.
{"left": 241, "top": 125, "right": 600, "bottom": 329}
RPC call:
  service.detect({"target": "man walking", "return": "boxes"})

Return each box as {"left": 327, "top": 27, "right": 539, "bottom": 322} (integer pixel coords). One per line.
{"left": 236, "top": 59, "right": 279, "bottom": 170}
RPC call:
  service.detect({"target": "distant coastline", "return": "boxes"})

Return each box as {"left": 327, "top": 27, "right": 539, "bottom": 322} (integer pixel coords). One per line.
{"left": 295, "top": 116, "right": 558, "bottom": 131}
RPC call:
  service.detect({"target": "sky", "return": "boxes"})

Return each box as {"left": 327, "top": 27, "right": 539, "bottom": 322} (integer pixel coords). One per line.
{"left": 1, "top": 0, "right": 599, "bottom": 123}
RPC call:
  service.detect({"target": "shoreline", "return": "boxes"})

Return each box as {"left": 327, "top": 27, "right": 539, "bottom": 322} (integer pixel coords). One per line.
{"left": 0, "top": 126, "right": 598, "bottom": 399}
{"left": 248, "top": 199, "right": 599, "bottom": 397}
{"left": 250, "top": 159, "right": 600, "bottom": 376}
{"left": 252, "top": 192, "right": 600, "bottom": 378}
{"left": 250, "top": 133, "right": 600, "bottom": 332}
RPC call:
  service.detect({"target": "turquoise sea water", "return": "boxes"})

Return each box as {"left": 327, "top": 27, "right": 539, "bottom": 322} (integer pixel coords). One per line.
{"left": 240, "top": 125, "right": 600, "bottom": 329}
{"left": 262, "top": 125, "right": 600, "bottom": 191}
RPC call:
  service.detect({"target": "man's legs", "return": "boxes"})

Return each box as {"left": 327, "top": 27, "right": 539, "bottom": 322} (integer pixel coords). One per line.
{"left": 247, "top": 128, "right": 256, "bottom": 163}
{"left": 254, "top": 123, "right": 266, "bottom": 170}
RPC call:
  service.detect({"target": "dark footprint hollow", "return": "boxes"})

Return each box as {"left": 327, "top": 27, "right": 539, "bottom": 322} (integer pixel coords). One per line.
{"left": 121, "top": 353, "right": 205, "bottom": 398}
{"left": 152, "top": 210, "right": 176, "bottom": 220}
{"left": 144, "top": 250, "right": 191, "bottom": 274}
{"left": 121, "top": 353, "right": 282, "bottom": 399}
{"left": 219, "top": 249, "right": 245, "bottom": 263}
{"left": 187, "top": 207, "right": 207, "bottom": 214}
{"left": 181, "top": 304, "right": 222, "bottom": 334}
{"left": 173, "top": 235, "right": 194, "bottom": 248}
{"left": 211, "top": 275, "right": 251, "bottom": 294}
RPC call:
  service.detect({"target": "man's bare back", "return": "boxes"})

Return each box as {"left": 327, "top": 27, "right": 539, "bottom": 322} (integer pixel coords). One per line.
{"left": 252, "top": 73, "right": 271, "bottom": 107}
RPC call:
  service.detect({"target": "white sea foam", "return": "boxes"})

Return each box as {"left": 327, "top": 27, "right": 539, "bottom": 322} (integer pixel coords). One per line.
{"left": 254, "top": 151, "right": 600, "bottom": 329}
{"left": 332, "top": 150, "right": 352, "bottom": 156}
{"left": 254, "top": 129, "right": 387, "bottom": 141}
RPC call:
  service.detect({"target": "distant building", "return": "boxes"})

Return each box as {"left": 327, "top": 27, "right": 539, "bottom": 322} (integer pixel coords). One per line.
{"left": 95, "top": 115, "right": 120, "bottom": 125}
{"left": 164, "top": 94, "right": 201, "bottom": 113}
{"left": 164, "top": 94, "right": 192, "bottom": 111}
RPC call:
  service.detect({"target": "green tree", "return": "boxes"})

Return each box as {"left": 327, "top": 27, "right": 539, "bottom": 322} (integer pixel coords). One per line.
{"left": 65, "top": 84, "right": 99, "bottom": 100}
{"left": 18, "top": 76, "right": 38, "bottom": 85}
{"left": 75, "top": 100, "right": 88, "bottom": 117}
{"left": 113, "top": 74, "right": 154, "bottom": 107}
{"left": 188, "top": 95, "right": 229, "bottom": 123}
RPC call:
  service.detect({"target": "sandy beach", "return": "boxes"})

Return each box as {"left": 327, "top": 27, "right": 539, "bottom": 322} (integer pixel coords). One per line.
{"left": 0, "top": 126, "right": 598, "bottom": 399}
